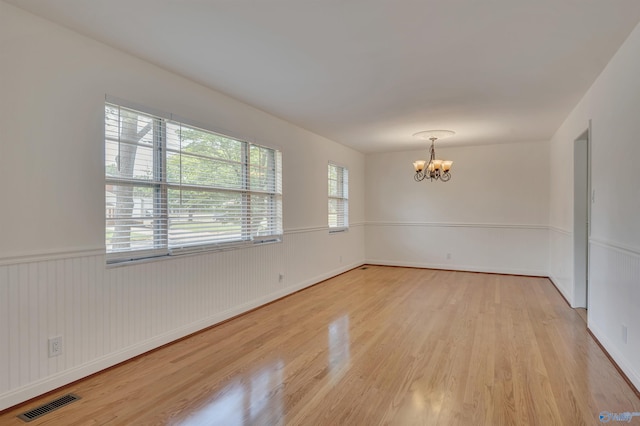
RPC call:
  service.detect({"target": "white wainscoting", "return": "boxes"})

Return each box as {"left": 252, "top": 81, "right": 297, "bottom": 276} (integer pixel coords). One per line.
{"left": 0, "top": 225, "right": 365, "bottom": 411}
{"left": 589, "top": 238, "right": 640, "bottom": 392}
{"left": 548, "top": 226, "right": 574, "bottom": 305}
{"left": 365, "top": 222, "right": 549, "bottom": 276}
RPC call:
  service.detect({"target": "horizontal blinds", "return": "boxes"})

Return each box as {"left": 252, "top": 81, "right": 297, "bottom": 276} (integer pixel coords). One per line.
{"left": 105, "top": 103, "right": 283, "bottom": 262}
{"left": 328, "top": 163, "right": 349, "bottom": 230}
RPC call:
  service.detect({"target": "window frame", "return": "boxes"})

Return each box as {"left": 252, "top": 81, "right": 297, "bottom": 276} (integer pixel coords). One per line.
{"left": 105, "top": 97, "right": 283, "bottom": 265}
{"left": 328, "top": 162, "right": 349, "bottom": 233}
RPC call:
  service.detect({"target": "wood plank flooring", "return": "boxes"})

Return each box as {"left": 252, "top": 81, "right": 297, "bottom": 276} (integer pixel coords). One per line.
{"left": 576, "top": 308, "right": 588, "bottom": 324}
{"left": 1, "top": 266, "right": 639, "bottom": 425}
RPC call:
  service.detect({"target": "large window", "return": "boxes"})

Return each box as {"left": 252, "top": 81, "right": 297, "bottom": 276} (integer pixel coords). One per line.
{"left": 328, "top": 163, "right": 348, "bottom": 232}
{"left": 105, "top": 101, "right": 282, "bottom": 264}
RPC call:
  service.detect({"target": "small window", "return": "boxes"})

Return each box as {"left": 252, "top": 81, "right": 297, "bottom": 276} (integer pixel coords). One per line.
{"left": 105, "top": 100, "right": 283, "bottom": 264}
{"left": 328, "top": 163, "right": 349, "bottom": 232}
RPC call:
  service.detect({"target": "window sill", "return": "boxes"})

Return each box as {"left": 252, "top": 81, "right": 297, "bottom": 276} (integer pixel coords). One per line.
{"left": 106, "top": 237, "right": 282, "bottom": 267}
{"left": 329, "top": 227, "right": 349, "bottom": 234}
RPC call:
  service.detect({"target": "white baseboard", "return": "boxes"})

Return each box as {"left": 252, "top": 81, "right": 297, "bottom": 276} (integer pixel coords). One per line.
{"left": 0, "top": 261, "right": 364, "bottom": 411}
{"left": 589, "top": 322, "right": 640, "bottom": 393}
{"left": 548, "top": 274, "right": 573, "bottom": 306}
{"left": 365, "top": 259, "right": 547, "bottom": 277}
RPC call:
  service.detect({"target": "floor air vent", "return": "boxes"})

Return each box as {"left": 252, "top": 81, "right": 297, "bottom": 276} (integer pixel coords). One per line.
{"left": 361, "top": 267, "right": 368, "bottom": 270}
{"left": 18, "top": 394, "right": 80, "bottom": 422}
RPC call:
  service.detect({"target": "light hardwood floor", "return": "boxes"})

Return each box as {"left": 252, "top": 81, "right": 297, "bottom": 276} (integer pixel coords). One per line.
{"left": 1, "top": 266, "right": 639, "bottom": 425}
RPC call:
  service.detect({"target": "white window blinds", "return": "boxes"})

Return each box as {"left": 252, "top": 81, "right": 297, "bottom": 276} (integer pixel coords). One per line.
{"left": 328, "top": 163, "right": 349, "bottom": 232}
{"left": 105, "top": 102, "right": 283, "bottom": 264}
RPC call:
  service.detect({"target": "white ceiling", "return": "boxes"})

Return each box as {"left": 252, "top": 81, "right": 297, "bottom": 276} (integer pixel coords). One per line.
{"left": 6, "top": 0, "right": 640, "bottom": 152}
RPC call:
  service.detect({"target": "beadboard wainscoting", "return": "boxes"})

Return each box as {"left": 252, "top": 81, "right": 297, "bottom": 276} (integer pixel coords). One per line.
{"left": 365, "top": 222, "right": 549, "bottom": 276}
{"left": 548, "top": 226, "right": 573, "bottom": 305}
{"left": 0, "top": 225, "right": 365, "bottom": 411}
{"left": 589, "top": 238, "right": 640, "bottom": 392}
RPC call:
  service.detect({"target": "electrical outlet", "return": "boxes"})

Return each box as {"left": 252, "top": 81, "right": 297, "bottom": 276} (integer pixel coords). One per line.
{"left": 48, "top": 336, "right": 63, "bottom": 357}
{"left": 622, "top": 325, "right": 628, "bottom": 344}
{"left": 446, "top": 253, "right": 452, "bottom": 260}
{"left": 339, "top": 255, "right": 343, "bottom": 263}
{"left": 279, "top": 273, "right": 284, "bottom": 283}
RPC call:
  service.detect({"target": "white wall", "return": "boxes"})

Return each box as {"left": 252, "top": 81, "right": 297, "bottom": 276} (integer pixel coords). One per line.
{"left": 365, "top": 142, "right": 550, "bottom": 276}
{"left": 548, "top": 20, "right": 640, "bottom": 390}
{"left": 0, "top": 2, "right": 365, "bottom": 410}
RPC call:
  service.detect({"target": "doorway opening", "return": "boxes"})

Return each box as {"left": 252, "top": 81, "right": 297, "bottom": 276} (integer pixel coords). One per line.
{"left": 573, "top": 126, "right": 591, "bottom": 319}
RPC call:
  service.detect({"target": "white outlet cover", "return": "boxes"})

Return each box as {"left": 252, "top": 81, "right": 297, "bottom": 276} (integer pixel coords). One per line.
{"left": 48, "top": 336, "right": 63, "bottom": 357}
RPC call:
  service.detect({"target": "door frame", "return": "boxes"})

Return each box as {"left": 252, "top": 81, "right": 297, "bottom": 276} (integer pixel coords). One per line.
{"left": 573, "top": 121, "right": 592, "bottom": 309}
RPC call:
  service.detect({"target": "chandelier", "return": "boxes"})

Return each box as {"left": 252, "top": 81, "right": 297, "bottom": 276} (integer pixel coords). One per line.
{"left": 412, "top": 130, "right": 454, "bottom": 182}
